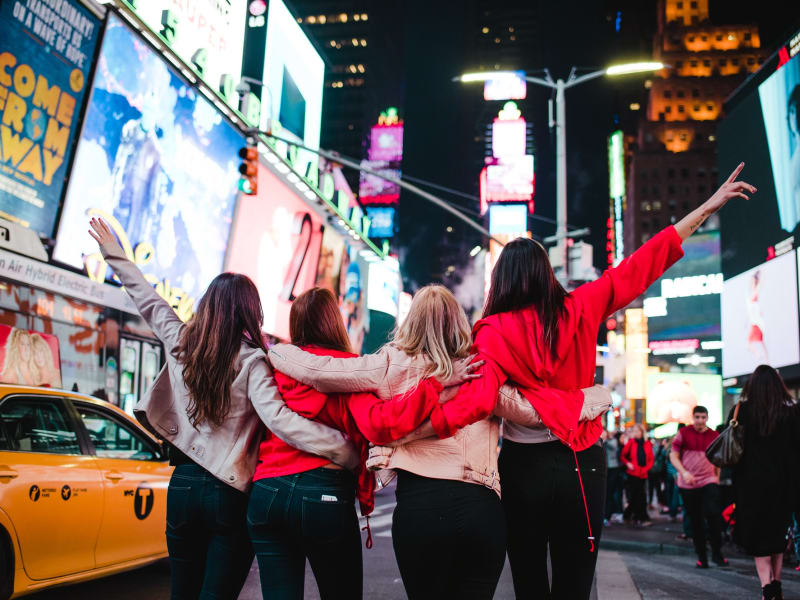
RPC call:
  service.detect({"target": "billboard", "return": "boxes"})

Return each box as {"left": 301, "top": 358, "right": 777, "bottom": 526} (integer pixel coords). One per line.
{"left": 53, "top": 15, "right": 243, "bottom": 313}
{"left": 0, "top": 325, "right": 61, "bottom": 388}
{"left": 368, "top": 257, "right": 400, "bottom": 317}
{"left": 316, "top": 226, "right": 347, "bottom": 296}
{"left": 365, "top": 206, "right": 395, "bottom": 238}
{"left": 0, "top": 0, "right": 100, "bottom": 237}
{"left": 489, "top": 204, "right": 528, "bottom": 235}
{"left": 125, "top": 0, "right": 246, "bottom": 102}
{"left": 226, "top": 163, "right": 324, "bottom": 341}
{"left": 492, "top": 118, "right": 526, "bottom": 159}
{"left": 358, "top": 160, "right": 401, "bottom": 204}
{"left": 482, "top": 156, "right": 534, "bottom": 203}
{"left": 484, "top": 72, "right": 527, "bottom": 101}
{"left": 721, "top": 250, "right": 800, "bottom": 378}
{"left": 261, "top": 0, "right": 324, "bottom": 177}
{"left": 369, "top": 124, "right": 403, "bottom": 162}
{"left": 646, "top": 372, "right": 723, "bottom": 428}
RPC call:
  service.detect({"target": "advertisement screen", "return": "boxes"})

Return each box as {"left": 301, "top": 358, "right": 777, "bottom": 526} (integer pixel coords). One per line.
{"left": 489, "top": 203, "right": 528, "bottom": 234}
{"left": 484, "top": 72, "right": 527, "bottom": 101}
{"left": 262, "top": 0, "right": 324, "bottom": 177}
{"left": 646, "top": 372, "right": 722, "bottom": 428}
{"left": 721, "top": 250, "right": 800, "bottom": 378}
{"left": 0, "top": 0, "right": 100, "bottom": 237}
{"left": 358, "top": 160, "right": 401, "bottom": 204}
{"left": 492, "top": 118, "right": 526, "bottom": 159}
{"left": 483, "top": 156, "right": 534, "bottom": 202}
{"left": 128, "top": 0, "right": 246, "bottom": 96}
{"left": 0, "top": 325, "right": 61, "bottom": 388}
{"left": 365, "top": 206, "right": 395, "bottom": 238}
{"left": 369, "top": 124, "right": 403, "bottom": 162}
{"left": 342, "top": 248, "right": 370, "bottom": 354}
{"left": 54, "top": 15, "right": 243, "bottom": 308}
{"left": 226, "top": 163, "right": 324, "bottom": 341}
{"left": 316, "top": 227, "right": 347, "bottom": 296}
{"left": 368, "top": 258, "right": 400, "bottom": 317}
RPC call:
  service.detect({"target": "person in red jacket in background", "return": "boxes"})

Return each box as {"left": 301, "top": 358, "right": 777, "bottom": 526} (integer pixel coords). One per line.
{"left": 621, "top": 424, "right": 655, "bottom": 526}
{"left": 247, "top": 287, "right": 467, "bottom": 600}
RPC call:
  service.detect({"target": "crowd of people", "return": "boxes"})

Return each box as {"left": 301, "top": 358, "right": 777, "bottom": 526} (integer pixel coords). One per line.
{"left": 87, "top": 165, "right": 756, "bottom": 600}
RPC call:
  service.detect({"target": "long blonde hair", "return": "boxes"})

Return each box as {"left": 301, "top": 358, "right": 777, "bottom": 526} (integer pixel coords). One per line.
{"left": 391, "top": 285, "right": 472, "bottom": 380}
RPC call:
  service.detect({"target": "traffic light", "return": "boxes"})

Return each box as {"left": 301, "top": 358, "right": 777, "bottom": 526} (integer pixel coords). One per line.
{"left": 238, "top": 145, "right": 258, "bottom": 195}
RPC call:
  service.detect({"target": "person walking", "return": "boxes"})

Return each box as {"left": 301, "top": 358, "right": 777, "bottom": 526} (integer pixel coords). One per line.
{"left": 621, "top": 425, "right": 654, "bottom": 526}
{"left": 670, "top": 405, "right": 727, "bottom": 568}
{"left": 731, "top": 365, "right": 800, "bottom": 600}
{"left": 248, "top": 287, "right": 480, "bottom": 599}
{"left": 602, "top": 430, "right": 624, "bottom": 524}
{"left": 650, "top": 438, "right": 668, "bottom": 510}
{"left": 89, "top": 219, "right": 360, "bottom": 600}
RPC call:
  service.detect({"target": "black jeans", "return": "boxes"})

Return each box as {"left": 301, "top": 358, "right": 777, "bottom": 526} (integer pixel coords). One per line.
{"left": 605, "top": 466, "right": 624, "bottom": 518}
{"left": 499, "top": 440, "right": 606, "bottom": 600}
{"left": 247, "top": 467, "right": 362, "bottom": 600}
{"left": 391, "top": 470, "right": 506, "bottom": 600}
{"left": 166, "top": 463, "right": 253, "bottom": 600}
{"left": 680, "top": 483, "right": 723, "bottom": 560}
{"left": 626, "top": 476, "right": 650, "bottom": 522}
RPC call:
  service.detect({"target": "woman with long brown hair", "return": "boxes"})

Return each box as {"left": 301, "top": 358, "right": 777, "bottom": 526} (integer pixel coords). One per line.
{"left": 249, "top": 287, "right": 467, "bottom": 599}
{"left": 268, "top": 285, "right": 609, "bottom": 599}
{"left": 89, "top": 218, "right": 360, "bottom": 600}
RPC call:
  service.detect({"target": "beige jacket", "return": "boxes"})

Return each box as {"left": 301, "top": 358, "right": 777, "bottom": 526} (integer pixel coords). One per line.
{"left": 100, "top": 243, "right": 359, "bottom": 492}
{"left": 268, "top": 344, "right": 566, "bottom": 497}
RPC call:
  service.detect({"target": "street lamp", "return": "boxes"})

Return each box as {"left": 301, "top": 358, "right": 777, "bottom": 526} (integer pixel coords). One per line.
{"left": 457, "top": 61, "right": 665, "bottom": 280}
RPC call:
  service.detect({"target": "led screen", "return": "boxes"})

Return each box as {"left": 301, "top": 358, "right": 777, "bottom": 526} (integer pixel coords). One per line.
{"left": 54, "top": 15, "right": 243, "bottom": 308}
{"left": 369, "top": 124, "right": 403, "bottom": 162}
{"left": 721, "top": 250, "right": 800, "bottom": 378}
{"left": 484, "top": 72, "right": 527, "bottom": 101}
{"left": 646, "top": 372, "right": 722, "bottom": 428}
{"left": 489, "top": 203, "right": 528, "bottom": 234}
{"left": 365, "top": 206, "right": 395, "bottom": 238}
{"left": 492, "top": 119, "right": 526, "bottom": 159}
{"left": 0, "top": 0, "right": 100, "bottom": 237}
{"left": 368, "top": 258, "right": 400, "bottom": 317}
{"left": 484, "top": 156, "right": 534, "bottom": 202}
{"left": 226, "top": 163, "right": 324, "bottom": 341}
{"left": 359, "top": 160, "right": 401, "bottom": 204}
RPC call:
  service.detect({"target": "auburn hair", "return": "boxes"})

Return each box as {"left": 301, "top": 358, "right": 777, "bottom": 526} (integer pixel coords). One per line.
{"left": 175, "top": 273, "right": 267, "bottom": 428}
{"left": 290, "top": 287, "right": 352, "bottom": 354}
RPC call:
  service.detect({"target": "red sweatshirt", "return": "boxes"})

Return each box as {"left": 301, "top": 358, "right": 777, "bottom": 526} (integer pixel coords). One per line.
{"left": 620, "top": 438, "right": 655, "bottom": 479}
{"left": 430, "top": 226, "right": 685, "bottom": 451}
{"left": 255, "top": 345, "right": 444, "bottom": 515}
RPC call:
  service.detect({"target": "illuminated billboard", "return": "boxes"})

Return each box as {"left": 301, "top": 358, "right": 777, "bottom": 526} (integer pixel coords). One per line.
{"left": 125, "top": 0, "right": 246, "bottom": 104}
{"left": 608, "top": 130, "right": 625, "bottom": 265}
{"left": 358, "top": 160, "right": 401, "bottom": 204}
{"left": 492, "top": 118, "right": 526, "bottom": 159}
{"left": 0, "top": 0, "right": 100, "bottom": 237}
{"left": 369, "top": 124, "right": 403, "bottom": 162}
{"left": 368, "top": 258, "right": 400, "bottom": 317}
{"left": 54, "top": 15, "right": 243, "bottom": 315}
{"left": 484, "top": 72, "right": 527, "bottom": 101}
{"left": 226, "top": 163, "right": 324, "bottom": 341}
{"left": 262, "top": 0, "right": 324, "bottom": 178}
{"left": 365, "top": 206, "right": 395, "bottom": 238}
{"left": 646, "top": 372, "right": 723, "bottom": 428}
{"left": 482, "top": 156, "right": 534, "bottom": 203}
{"left": 489, "top": 204, "right": 528, "bottom": 235}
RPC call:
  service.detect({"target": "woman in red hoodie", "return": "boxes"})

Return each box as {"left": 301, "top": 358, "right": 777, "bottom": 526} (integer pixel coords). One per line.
{"left": 247, "top": 287, "right": 460, "bottom": 600}
{"left": 621, "top": 425, "right": 655, "bottom": 526}
{"left": 418, "top": 163, "right": 755, "bottom": 599}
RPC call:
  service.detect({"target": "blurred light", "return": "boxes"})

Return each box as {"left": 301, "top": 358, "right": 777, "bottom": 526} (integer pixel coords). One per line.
{"left": 460, "top": 71, "right": 518, "bottom": 83}
{"left": 361, "top": 13, "right": 368, "bottom": 20}
{"left": 340, "top": 13, "right": 348, "bottom": 22}
{"left": 629, "top": 102, "right": 641, "bottom": 110}
{"left": 338, "top": 219, "right": 345, "bottom": 226}
{"left": 470, "top": 245, "right": 482, "bottom": 257}
{"left": 606, "top": 61, "right": 664, "bottom": 76}
{"left": 446, "top": 226, "right": 454, "bottom": 232}
{"left": 482, "top": 27, "right": 489, "bottom": 34}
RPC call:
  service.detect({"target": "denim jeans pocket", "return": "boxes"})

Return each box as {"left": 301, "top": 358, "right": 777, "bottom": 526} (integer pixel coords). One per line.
{"left": 166, "top": 484, "right": 192, "bottom": 531}
{"left": 301, "top": 494, "right": 354, "bottom": 543}
{"left": 246, "top": 482, "right": 280, "bottom": 528}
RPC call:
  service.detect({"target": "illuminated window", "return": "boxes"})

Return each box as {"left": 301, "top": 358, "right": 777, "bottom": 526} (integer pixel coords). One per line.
{"left": 296, "top": 17, "right": 302, "bottom": 23}
{"left": 308, "top": 15, "right": 316, "bottom": 23}
{"left": 330, "top": 40, "right": 336, "bottom": 46}
{"left": 349, "top": 64, "right": 357, "bottom": 73}
{"left": 510, "top": 35, "right": 516, "bottom": 41}
{"left": 319, "top": 15, "right": 326, "bottom": 24}
{"left": 494, "top": 37, "right": 501, "bottom": 43}
{"left": 630, "top": 102, "right": 641, "bottom": 111}
{"left": 482, "top": 26, "right": 489, "bottom": 33}
{"left": 509, "top": 26, "right": 515, "bottom": 32}
{"left": 340, "top": 13, "right": 348, "bottom": 22}
{"left": 348, "top": 124, "right": 355, "bottom": 130}
{"left": 653, "top": 201, "right": 662, "bottom": 210}
{"left": 727, "top": 33, "right": 735, "bottom": 41}
{"left": 361, "top": 13, "right": 368, "bottom": 20}
{"left": 354, "top": 14, "right": 360, "bottom": 21}
{"left": 352, "top": 38, "right": 359, "bottom": 46}
{"left": 361, "top": 39, "right": 367, "bottom": 46}
{"left": 357, "top": 64, "right": 365, "bottom": 73}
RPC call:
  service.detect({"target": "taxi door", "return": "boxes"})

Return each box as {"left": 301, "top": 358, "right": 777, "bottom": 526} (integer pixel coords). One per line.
{"left": 72, "top": 401, "right": 172, "bottom": 567}
{"left": 0, "top": 394, "right": 103, "bottom": 579}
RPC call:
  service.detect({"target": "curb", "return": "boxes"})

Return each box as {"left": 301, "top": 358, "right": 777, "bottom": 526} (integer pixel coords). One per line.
{"left": 599, "top": 537, "right": 695, "bottom": 556}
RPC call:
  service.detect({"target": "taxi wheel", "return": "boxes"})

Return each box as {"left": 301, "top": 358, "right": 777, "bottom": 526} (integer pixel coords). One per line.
{"left": 0, "top": 527, "right": 11, "bottom": 600}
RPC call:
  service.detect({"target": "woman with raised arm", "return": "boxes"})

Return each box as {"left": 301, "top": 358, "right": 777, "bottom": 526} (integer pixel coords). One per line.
{"left": 88, "top": 219, "right": 360, "bottom": 600}
{"left": 268, "top": 284, "right": 609, "bottom": 599}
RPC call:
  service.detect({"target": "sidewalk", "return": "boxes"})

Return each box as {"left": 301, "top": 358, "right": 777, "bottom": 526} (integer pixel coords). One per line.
{"left": 600, "top": 510, "right": 698, "bottom": 556}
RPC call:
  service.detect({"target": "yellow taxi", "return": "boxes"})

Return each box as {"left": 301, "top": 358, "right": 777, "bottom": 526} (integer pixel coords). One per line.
{"left": 0, "top": 384, "right": 173, "bottom": 598}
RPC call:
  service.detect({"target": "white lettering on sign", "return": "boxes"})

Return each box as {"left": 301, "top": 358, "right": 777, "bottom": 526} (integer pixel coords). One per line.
{"left": 660, "top": 273, "right": 722, "bottom": 299}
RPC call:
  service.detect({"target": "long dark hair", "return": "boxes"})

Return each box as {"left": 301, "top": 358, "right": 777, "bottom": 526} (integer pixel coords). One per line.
{"left": 175, "top": 273, "right": 268, "bottom": 427}
{"left": 290, "top": 287, "right": 352, "bottom": 354}
{"left": 483, "top": 237, "right": 567, "bottom": 359}
{"left": 741, "top": 364, "right": 793, "bottom": 437}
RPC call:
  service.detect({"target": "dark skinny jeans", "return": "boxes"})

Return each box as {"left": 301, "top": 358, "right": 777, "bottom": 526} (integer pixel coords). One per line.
{"left": 165, "top": 463, "right": 253, "bottom": 600}
{"left": 247, "top": 467, "right": 362, "bottom": 600}
{"left": 391, "top": 470, "right": 507, "bottom": 600}
{"left": 680, "top": 483, "right": 723, "bottom": 560}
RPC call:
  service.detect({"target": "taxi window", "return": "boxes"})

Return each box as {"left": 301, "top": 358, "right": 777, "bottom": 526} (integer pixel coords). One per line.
{"left": 76, "top": 406, "right": 158, "bottom": 461}
{"left": 0, "top": 397, "right": 81, "bottom": 455}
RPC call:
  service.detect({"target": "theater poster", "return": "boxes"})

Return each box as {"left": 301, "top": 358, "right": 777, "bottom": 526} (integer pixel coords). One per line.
{"left": 0, "top": 0, "right": 101, "bottom": 236}
{"left": 0, "top": 325, "right": 62, "bottom": 388}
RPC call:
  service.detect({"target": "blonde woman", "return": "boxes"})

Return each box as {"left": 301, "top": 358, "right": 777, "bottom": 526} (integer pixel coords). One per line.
{"left": 269, "top": 285, "right": 610, "bottom": 600}
{"left": 31, "top": 334, "right": 62, "bottom": 388}
{"left": 1, "top": 328, "right": 38, "bottom": 385}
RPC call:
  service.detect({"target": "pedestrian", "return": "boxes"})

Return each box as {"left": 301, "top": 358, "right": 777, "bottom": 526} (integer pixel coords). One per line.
{"left": 269, "top": 285, "right": 610, "bottom": 599}
{"left": 248, "top": 287, "right": 473, "bottom": 599}
{"left": 669, "top": 405, "right": 728, "bottom": 568}
{"left": 731, "top": 365, "right": 800, "bottom": 600}
{"left": 89, "top": 218, "right": 361, "bottom": 600}
{"left": 602, "top": 430, "right": 624, "bottom": 524}
{"left": 650, "top": 439, "right": 668, "bottom": 509}
{"left": 621, "top": 425, "right": 654, "bottom": 526}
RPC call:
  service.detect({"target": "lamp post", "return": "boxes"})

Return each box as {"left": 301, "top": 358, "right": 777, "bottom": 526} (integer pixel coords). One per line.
{"left": 457, "top": 61, "right": 664, "bottom": 280}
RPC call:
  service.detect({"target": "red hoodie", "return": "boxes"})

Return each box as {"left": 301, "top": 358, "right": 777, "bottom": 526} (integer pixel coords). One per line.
{"left": 620, "top": 438, "right": 655, "bottom": 479}
{"left": 430, "top": 226, "right": 684, "bottom": 451}
{"left": 255, "top": 345, "right": 444, "bottom": 516}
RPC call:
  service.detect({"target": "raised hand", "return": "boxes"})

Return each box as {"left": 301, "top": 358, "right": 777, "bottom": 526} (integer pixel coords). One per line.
{"left": 88, "top": 217, "right": 123, "bottom": 253}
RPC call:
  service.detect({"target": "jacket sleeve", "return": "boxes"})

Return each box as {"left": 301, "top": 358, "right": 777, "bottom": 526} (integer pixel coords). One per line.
{"left": 268, "top": 344, "right": 389, "bottom": 393}
{"left": 572, "top": 226, "right": 685, "bottom": 325}
{"left": 346, "top": 379, "right": 443, "bottom": 445}
{"left": 100, "top": 242, "right": 184, "bottom": 350}
{"left": 493, "top": 384, "right": 543, "bottom": 426}
{"left": 247, "top": 356, "right": 360, "bottom": 470}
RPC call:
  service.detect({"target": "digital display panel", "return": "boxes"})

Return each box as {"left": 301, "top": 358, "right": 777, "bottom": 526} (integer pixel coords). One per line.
{"left": 358, "top": 160, "right": 401, "bottom": 204}
{"left": 721, "top": 250, "right": 800, "bottom": 378}
{"left": 492, "top": 118, "right": 526, "bottom": 159}
{"left": 0, "top": 325, "right": 61, "bottom": 388}
{"left": 368, "top": 257, "right": 400, "bottom": 317}
{"left": 365, "top": 206, "right": 395, "bottom": 238}
{"left": 54, "top": 15, "right": 243, "bottom": 308}
{"left": 483, "top": 156, "right": 534, "bottom": 202}
{"left": 369, "top": 124, "right": 403, "bottom": 162}
{"left": 489, "top": 203, "right": 528, "bottom": 234}
{"left": 646, "top": 372, "right": 723, "bottom": 428}
{"left": 484, "top": 71, "right": 527, "bottom": 101}
{"left": 0, "top": 0, "right": 100, "bottom": 237}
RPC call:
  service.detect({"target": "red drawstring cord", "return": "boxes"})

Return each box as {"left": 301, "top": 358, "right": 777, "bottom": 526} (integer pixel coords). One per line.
{"left": 573, "top": 449, "right": 596, "bottom": 553}
{"left": 362, "top": 515, "right": 373, "bottom": 549}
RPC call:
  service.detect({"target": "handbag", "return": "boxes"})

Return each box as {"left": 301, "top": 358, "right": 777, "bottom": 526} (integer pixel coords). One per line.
{"left": 705, "top": 402, "right": 744, "bottom": 467}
